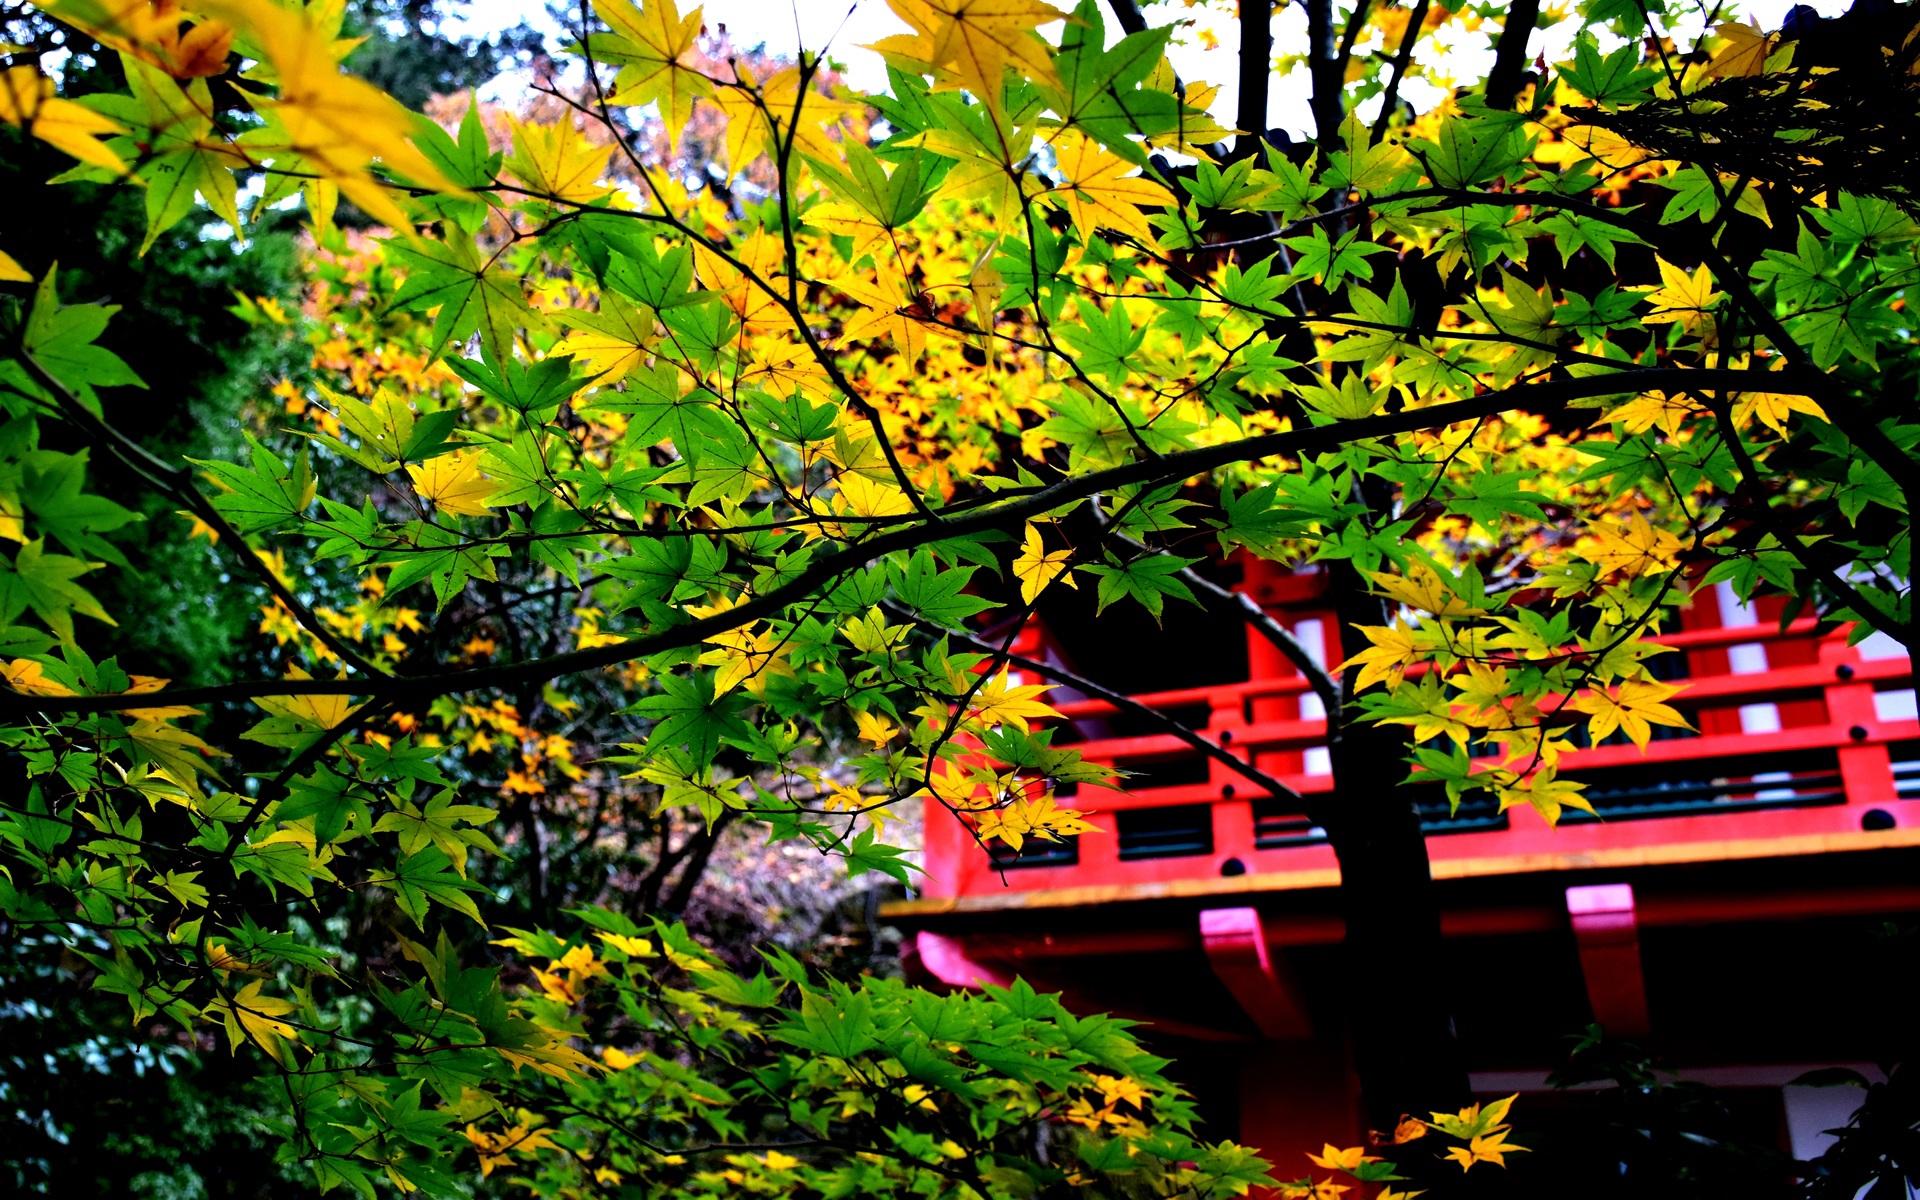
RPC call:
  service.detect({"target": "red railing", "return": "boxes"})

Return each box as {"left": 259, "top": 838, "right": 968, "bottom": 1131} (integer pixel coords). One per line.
{"left": 919, "top": 583, "right": 1919, "bottom": 903}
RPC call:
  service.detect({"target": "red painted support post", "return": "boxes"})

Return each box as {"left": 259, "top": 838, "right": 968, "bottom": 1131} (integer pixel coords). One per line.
{"left": 1566, "top": 884, "right": 1652, "bottom": 1038}
{"left": 1199, "top": 907, "right": 1314, "bottom": 1040}
{"left": 1821, "top": 634, "right": 1899, "bottom": 816}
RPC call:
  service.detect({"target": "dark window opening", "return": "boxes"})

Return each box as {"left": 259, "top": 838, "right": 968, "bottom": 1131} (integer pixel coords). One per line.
{"left": 1117, "top": 804, "right": 1214, "bottom": 860}
{"left": 1113, "top": 753, "right": 1212, "bottom": 791}
{"left": 1036, "top": 557, "right": 1249, "bottom": 697}
{"left": 1253, "top": 800, "right": 1325, "bottom": 848}
{"left": 986, "top": 835, "right": 1080, "bottom": 869}
{"left": 1561, "top": 748, "right": 1843, "bottom": 821}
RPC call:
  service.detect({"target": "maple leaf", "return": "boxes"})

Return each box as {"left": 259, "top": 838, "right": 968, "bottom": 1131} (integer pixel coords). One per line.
{"left": 1494, "top": 766, "right": 1593, "bottom": 827}
{"left": 1599, "top": 390, "right": 1699, "bottom": 437}
{"left": 1046, "top": 130, "right": 1175, "bottom": 244}
{"left": 854, "top": 710, "right": 899, "bottom": 747}
{"left": 1704, "top": 20, "right": 1779, "bottom": 79}
{"left": 594, "top": 0, "right": 712, "bottom": 149}
{"left": 1573, "top": 678, "right": 1692, "bottom": 749}
{"left": 1637, "top": 257, "right": 1721, "bottom": 337}
{"left": 1444, "top": 1129, "right": 1528, "bottom": 1170}
{"left": 407, "top": 451, "right": 503, "bottom": 517}
{"left": 697, "top": 624, "right": 794, "bottom": 697}
{"left": 965, "top": 670, "right": 1060, "bottom": 732}
{"left": 974, "top": 790, "right": 1097, "bottom": 851}
{"left": 553, "top": 294, "right": 658, "bottom": 383}
{"left": 203, "top": 978, "right": 299, "bottom": 1065}
{"left": 0, "top": 66, "right": 128, "bottom": 173}
{"left": 1307, "top": 1146, "right": 1378, "bottom": 1171}
{"left": 1, "top": 658, "right": 75, "bottom": 696}
{"left": 197, "top": 0, "right": 463, "bottom": 229}
{"left": 372, "top": 789, "right": 499, "bottom": 875}
{"left": 34, "top": 0, "right": 233, "bottom": 78}
{"left": 1733, "top": 387, "right": 1827, "bottom": 438}
{"left": 1013, "top": 522, "right": 1077, "bottom": 604}
{"left": 465, "top": 1123, "right": 560, "bottom": 1177}
{"left": 876, "top": 0, "right": 1065, "bottom": 106}
{"left": 505, "top": 116, "right": 614, "bottom": 204}
{"left": 1368, "top": 566, "right": 1489, "bottom": 617}
{"left": 1347, "top": 620, "right": 1421, "bottom": 691}
{"left": 708, "top": 64, "right": 856, "bottom": 178}
{"left": 1581, "top": 514, "right": 1680, "bottom": 578}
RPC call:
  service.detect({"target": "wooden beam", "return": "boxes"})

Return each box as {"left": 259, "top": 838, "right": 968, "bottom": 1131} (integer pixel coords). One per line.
{"left": 1199, "top": 907, "right": 1314, "bottom": 1040}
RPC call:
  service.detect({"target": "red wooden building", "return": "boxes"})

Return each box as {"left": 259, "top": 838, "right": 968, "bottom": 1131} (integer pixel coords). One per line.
{"left": 884, "top": 558, "right": 1920, "bottom": 1166}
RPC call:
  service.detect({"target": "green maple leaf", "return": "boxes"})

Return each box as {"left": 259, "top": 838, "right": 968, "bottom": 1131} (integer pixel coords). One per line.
{"left": 1082, "top": 552, "right": 1199, "bottom": 621}
{"left": 626, "top": 672, "right": 753, "bottom": 768}
{"left": 373, "top": 847, "right": 487, "bottom": 928}
{"left": 373, "top": 789, "right": 499, "bottom": 876}
{"left": 387, "top": 234, "right": 538, "bottom": 366}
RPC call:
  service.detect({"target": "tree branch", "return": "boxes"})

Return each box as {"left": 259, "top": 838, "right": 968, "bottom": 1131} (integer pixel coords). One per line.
{"left": 14, "top": 348, "right": 389, "bottom": 680}
{"left": 884, "top": 602, "right": 1315, "bottom": 814}
{"left": 1370, "top": 0, "right": 1430, "bottom": 139}
{"left": 0, "top": 368, "right": 1833, "bottom": 715}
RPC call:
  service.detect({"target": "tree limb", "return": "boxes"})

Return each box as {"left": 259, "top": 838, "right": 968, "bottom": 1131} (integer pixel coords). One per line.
{"left": 0, "top": 367, "right": 1834, "bottom": 715}
{"left": 884, "top": 602, "right": 1316, "bottom": 814}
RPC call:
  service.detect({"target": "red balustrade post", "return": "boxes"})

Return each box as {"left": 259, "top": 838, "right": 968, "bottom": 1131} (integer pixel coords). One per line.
{"left": 1820, "top": 633, "right": 1898, "bottom": 812}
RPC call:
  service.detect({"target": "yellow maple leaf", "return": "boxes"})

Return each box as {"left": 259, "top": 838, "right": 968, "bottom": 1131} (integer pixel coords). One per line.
{"left": 407, "top": 450, "right": 502, "bottom": 517}
{"left": 1307, "top": 1145, "right": 1378, "bottom": 1172}
{"left": 876, "top": 0, "right": 1065, "bottom": 105}
{"left": 1573, "top": 677, "right": 1692, "bottom": 750}
{"left": 920, "top": 760, "right": 988, "bottom": 810}
{"left": 1444, "top": 1129, "right": 1528, "bottom": 1170}
{"left": 196, "top": 0, "right": 463, "bottom": 229}
{"left": 595, "top": 931, "right": 656, "bottom": 958}
{"left": 601, "top": 1045, "right": 644, "bottom": 1070}
{"left": 833, "top": 471, "right": 914, "bottom": 521}
{"left": 829, "top": 257, "right": 929, "bottom": 361}
{"left": 1581, "top": 513, "right": 1680, "bottom": 578}
{"left": 1733, "top": 387, "right": 1826, "bottom": 438}
{"left": 1599, "top": 390, "right": 1699, "bottom": 437}
{"left": 808, "top": 200, "right": 897, "bottom": 263}
{"left": 1368, "top": 565, "right": 1486, "bottom": 616}
{"left": 597, "top": 0, "right": 712, "bottom": 150}
{"left": 553, "top": 294, "right": 658, "bottom": 383}
{"left": 698, "top": 624, "right": 793, "bottom": 696}
{"left": 505, "top": 116, "right": 614, "bottom": 205}
{"left": 1, "top": 658, "right": 75, "bottom": 696}
{"left": 0, "top": 248, "right": 32, "bottom": 283}
{"left": 1012, "top": 522, "right": 1076, "bottom": 604}
{"left": 1704, "top": 20, "right": 1780, "bottom": 79}
{"left": 1494, "top": 766, "right": 1593, "bottom": 827}
{"left": 854, "top": 710, "right": 899, "bottom": 747}
{"left": 1561, "top": 122, "right": 1647, "bottom": 172}
{"left": 464, "top": 1122, "right": 560, "bottom": 1177}
{"left": 0, "top": 66, "right": 128, "bottom": 172}
{"left": 203, "top": 978, "right": 299, "bottom": 1064}
{"left": 1046, "top": 130, "right": 1174, "bottom": 244}
{"left": 975, "top": 789, "right": 1096, "bottom": 851}
{"left": 708, "top": 63, "right": 855, "bottom": 178}
{"left": 1347, "top": 620, "right": 1421, "bottom": 691}
{"left": 1638, "top": 257, "right": 1721, "bottom": 336}
{"left": 965, "top": 670, "right": 1060, "bottom": 732}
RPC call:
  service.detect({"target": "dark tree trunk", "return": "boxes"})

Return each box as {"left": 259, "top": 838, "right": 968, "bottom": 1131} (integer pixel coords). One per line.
{"left": 1322, "top": 558, "right": 1473, "bottom": 1129}
{"left": 1238, "top": 0, "right": 1274, "bottom": 156}
{"left": 1485, "top": 0, "right": 1543, "bottom": 110}
{"left": 1304, "top": 0, "right": 1342, "bottom": 148}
